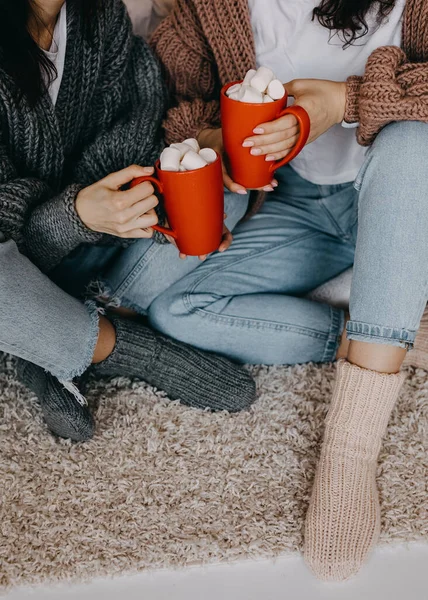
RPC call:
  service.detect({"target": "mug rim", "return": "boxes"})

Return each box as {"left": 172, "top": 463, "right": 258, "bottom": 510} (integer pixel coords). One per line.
{"left": 221, "top": 80, "right": 286, "bottom": 106}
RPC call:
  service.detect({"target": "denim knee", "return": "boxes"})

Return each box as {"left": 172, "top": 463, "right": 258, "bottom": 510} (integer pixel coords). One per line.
{"left": 149, "top": 289, "right": 192, "bottom": 344}
{"left": 373, "top": 120, "right": 428, "bottom": 157}
{"left": 355, "top": 121, "right": 428, "bottom": 191}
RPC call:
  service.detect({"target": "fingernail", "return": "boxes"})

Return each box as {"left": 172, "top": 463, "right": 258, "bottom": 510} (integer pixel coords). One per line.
{"left": 265, "top": 155, "right": 275, "bottom": 161}
{"left": 272, "top": 181, "right": 278, "bottom": 187}
{"left": 253, "top": 128, "right": 264, "bottom": 134}
{"left": 263, "top": 186, "right": 274, "bottom": 192}
{"left": 242, "top": 140, "right": 254, "bottom": 148}
{"left": 143, "top": 166, "right": 154, "bottom": 172}
{"left": 250, "top": 148, "right": 262, "bottom": 156}
{"left": 237, "top": 190, "right": 248, "bottom": 195}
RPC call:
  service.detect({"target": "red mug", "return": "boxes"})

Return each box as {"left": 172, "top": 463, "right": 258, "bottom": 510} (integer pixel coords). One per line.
{"left": 130, "top": 155, "right": 224, "bottom": 256}
{"left": 220, "top": 81, "right": 310, "bottom": 189}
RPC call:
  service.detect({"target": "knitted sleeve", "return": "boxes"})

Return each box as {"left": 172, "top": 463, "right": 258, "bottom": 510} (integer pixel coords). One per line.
{"left": 344, "top": 46, "right": 428, "bottom": 146}
{"left": 150, "top": 0, "right": 221, "bottom": 144}
{"left": 0, "top": 132, "right": 102, "bottom": 272}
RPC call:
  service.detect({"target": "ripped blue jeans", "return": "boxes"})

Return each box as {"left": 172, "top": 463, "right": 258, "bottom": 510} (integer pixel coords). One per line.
{"left": 53, "top": 122, "right": 428, "bottom": 365}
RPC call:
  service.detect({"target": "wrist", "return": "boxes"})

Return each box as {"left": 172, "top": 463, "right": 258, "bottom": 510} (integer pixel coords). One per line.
{"left": 197, "top": 127, "right": 221, "bottom": 149}
{"left": 335, "top": 82, "right": 347, "bottom": 124}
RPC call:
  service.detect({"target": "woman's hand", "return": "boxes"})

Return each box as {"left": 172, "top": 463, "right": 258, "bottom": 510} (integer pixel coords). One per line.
{"left": 75, "top": 165, "right": 159, "bottom": 238}
{"left": 242, "top": 79, "right": 347, "bottom": 161}
{"left": 197, "top": 128, "right": 277, "bottom": 194}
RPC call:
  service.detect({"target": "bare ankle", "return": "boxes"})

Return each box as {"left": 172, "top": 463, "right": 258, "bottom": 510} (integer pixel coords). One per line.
{"left": 347, "top": 340, "right": 406, "bottom": 374}
{"left": 92, "top": 316, "right": 116, "bottom": 364}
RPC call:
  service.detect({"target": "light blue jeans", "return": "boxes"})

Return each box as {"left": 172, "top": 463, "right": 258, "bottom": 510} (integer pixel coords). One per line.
{"left": 0, "top": 236, "right": 99, "bottom": 380}
{"left": 53, "top": 121, "right": 428, "bottom": 365}
{"left": 149, "top": 121, "right": 428, "bottom": 363}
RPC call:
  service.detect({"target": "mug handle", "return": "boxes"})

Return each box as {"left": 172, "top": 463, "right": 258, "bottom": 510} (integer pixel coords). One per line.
{"left": 130, "top": 176, "right": 178, "bottom": 239}
{"left": 268, "top": 105, "right": 310, "bottom": 174}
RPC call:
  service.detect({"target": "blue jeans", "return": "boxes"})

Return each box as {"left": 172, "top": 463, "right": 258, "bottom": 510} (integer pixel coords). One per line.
{"left": 53, "top": 121, "right": 428, "bottom": 365}
{"left": 147, "top": 121, "right": 428, "bottom": 364}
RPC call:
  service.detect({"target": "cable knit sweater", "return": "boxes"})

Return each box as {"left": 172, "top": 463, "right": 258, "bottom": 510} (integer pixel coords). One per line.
{"left": 152, "top": 0, "right": 428, "bottom": 148}
{"left": 0, "top": 0, "right": 166, "bottom": 273}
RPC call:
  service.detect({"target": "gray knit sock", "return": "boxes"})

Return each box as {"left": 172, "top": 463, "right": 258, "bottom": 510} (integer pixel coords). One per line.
{"left": 16, "top": 359, "right": 95, "bottom": 442}
{"left": 91, "top": 316, "right": 256, "bottom": 412}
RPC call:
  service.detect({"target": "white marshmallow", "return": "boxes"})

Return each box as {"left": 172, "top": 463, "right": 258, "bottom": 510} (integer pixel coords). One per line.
{"left": 160, "top": 147, "right": 181, "bottom": 172}
{"left": 198, "top": 148, "right": 217, "bottom": 164}
{"left": 180, "top": 150, "right": 208, "bottom": 171}
{"left": 170, "top": 142, "right": 194, "bottom": 158}
{"left": 179, "top": 165, "right": 187, "bottom": 172}
{"left": 228, "top": 91, "right": 241, "bottom": 101}
{"left": 237, "top": 85, "right": 264, "bottom": 104}
{"left": 183, "top": 138, "right": 200, "bottom": 153}
{"left": 243, "top": 69, "right": 257, "bottom": 87}
{"left": 226, "top": 83, "right": 242, "bottom": 97}
{"left": 267, "top": 79, "right": 285, "bottom": 100}
{"left": 263, "top": 95, "right": 274, "bottom": 103}
{"left": 250, "top": 66, "right": 274, "bottom": 93}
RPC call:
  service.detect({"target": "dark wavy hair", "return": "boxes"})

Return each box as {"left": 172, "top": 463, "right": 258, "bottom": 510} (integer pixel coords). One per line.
{"left": 314, "top": 0, "right": 397, "bottom": 46}
{"left": 0, "top": 0, "right": 99, "bottom": 105}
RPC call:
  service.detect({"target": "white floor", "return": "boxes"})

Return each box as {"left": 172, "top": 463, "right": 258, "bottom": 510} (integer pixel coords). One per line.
{"left": 6, "top": 543, "right": 428, "bottom": 600}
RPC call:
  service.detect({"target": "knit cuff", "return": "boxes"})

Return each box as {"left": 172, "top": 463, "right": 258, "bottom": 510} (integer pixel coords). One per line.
{"left": 344, "top": 76, "right": 362, "bottom": 124}
{"left": 46, "top": 184, "right": 104, "bottom": 246}
{"left": 26, "top": 184, "right": 103, "bottom": 272}
{"left": 60, "top": 184, "right": 103, "bottom": 243}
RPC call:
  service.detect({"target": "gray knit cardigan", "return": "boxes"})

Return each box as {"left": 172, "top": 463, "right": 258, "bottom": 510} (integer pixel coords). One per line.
{"left": 0, "top": 0, "right": 167, "bottom": 272}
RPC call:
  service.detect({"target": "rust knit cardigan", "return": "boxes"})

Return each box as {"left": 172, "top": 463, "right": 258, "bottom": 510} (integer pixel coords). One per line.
{"left": 152, "top": 0, "right": 428, "bottom": 145}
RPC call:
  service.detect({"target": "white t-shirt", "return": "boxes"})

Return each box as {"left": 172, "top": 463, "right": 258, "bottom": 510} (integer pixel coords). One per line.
{"left": 42, "top": 3, "right": 67, "bottom": 106}
{"left": 248, "top": 0, "right": 405, "bottom": 184}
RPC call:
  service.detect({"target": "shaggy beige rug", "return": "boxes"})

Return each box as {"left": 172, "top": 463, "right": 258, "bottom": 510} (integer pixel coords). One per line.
{"left": 1, "top": 362, "right": 427, "bottom": 590}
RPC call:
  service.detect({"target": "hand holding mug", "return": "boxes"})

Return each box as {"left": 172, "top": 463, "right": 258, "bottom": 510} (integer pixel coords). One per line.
{"left": 197, "top": 128, "right": 277, "bottom": 194}
{"left": 243, "top": 79, "right": 347, "bottom": 159}
{"left": 75, "top": 165, "right": 159, "bottom": 238}
{"left": 130, "top": 154, "right": 225, "bottom": 257}
{"left": 220, "top": 80, "right": 310, "bottom": 190}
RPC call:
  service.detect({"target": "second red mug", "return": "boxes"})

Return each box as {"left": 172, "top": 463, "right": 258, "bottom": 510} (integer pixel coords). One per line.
{"left": 130, "top": 155, "right": 224, "bottom": 256}
{"left": 221, "top": 81, "right": 310, "bottom": 189}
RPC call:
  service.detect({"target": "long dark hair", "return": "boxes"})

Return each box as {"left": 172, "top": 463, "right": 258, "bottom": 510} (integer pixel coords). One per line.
{"left": 314, "top": 0, "right": 396, "bottom": 46}
{"left": 0, "top": 0, "right": 99, "bottom": 106}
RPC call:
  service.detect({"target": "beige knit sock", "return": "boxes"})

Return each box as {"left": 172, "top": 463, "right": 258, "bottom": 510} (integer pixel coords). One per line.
{"left": 403, "top": 306, "right": 428, "bottom": 370}
{"left": 304, "top": 360, "right": 405, "bottom": 581}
